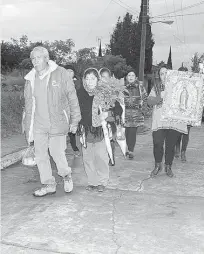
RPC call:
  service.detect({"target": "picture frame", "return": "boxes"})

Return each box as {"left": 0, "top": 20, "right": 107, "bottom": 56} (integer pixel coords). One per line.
{"left": 161, "top": 70, "right": 204, "bottom": 126}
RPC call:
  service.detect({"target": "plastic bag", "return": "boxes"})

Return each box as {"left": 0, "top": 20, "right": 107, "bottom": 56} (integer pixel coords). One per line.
{"left": 22, "top": 146, "right": 36, "bottom": 166}
{"left": 116, "top": 125, "right": 126, "bottom": 140}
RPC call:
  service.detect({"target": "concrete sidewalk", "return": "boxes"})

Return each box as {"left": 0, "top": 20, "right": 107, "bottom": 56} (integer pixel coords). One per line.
{"left": 1, "top": 124, "right": 204, "bottom": 254}
{"left": 1, "top": 133, "right": 27, "bottom": 157}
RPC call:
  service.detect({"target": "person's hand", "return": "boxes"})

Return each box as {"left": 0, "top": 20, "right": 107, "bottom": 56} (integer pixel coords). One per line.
{"left": 69, "top": 124, "right": 77, "bottom": 134}
{"left": 100, "top": 111, "right": 109, "bottom": 122}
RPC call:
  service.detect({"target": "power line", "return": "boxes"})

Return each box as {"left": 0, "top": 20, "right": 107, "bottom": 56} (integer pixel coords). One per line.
{"left": 117, "top": 0, "right": 140, "bottom": 14}
{"left": 85, "top": 0, "right": 113, "bottom": 40}
{"left": 163, "top": 0, "right": 179, "bottom": 50}
{"left": 164, "top": 0, "right": 170, "bottom": 17}
{"left": 153, "top": 1, "right": 204, "bottom": 18}
{"left": 163, "top": 0, "right": 178, "bottom": 48}
{"left": 155, "top": 12, "right": 204, "bottom": 18}
{"left": 181, "top": 0, "right": 186, "bottom": 45}
{"left": 173, "top": 0, "right": 180, "bottom": 40}
{"left": 112, "top": 0, "right": 139, "bottom": 15}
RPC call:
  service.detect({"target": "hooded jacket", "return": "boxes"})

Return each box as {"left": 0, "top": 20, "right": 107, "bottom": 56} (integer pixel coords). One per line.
{"left": 124, "top": 81, "right": 148, "bottom": 127}
{"left": 24, "top": 60, "right": 81, "bottom": 142}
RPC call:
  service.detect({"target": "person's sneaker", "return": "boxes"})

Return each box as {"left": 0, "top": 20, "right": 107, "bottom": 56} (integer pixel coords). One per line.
{"left": 63, "top": 175, "right": 73, "bottom": 193}
{"left": 73, "top": 150, "right": 80, "bottom": 157}
{"left": 97, "top": 185, "right": 105, "bottom": 192}
{"left": 33, "top": 184, "right": 56, "bottom": 197}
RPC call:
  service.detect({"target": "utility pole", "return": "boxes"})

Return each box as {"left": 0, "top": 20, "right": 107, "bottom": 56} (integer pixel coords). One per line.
{"left": 139, "top": 0, "right": 149, "bottom": 81}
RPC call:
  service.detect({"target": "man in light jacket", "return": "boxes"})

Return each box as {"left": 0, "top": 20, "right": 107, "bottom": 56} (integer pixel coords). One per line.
{"left": 24, "top": 46, "right": 81, "bottom": 197}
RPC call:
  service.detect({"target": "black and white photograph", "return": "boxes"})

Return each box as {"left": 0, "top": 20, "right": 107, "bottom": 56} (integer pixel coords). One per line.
{"left": 1, "top": 0, "right": 204, "bottom": 253}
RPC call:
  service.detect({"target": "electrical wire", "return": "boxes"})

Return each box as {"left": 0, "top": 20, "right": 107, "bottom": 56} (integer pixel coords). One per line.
{"left": 153, "top": 1, "right": 204, "bottom": 18}
{"left": 163, "top": 0, "right": 178, "bottom": 49}
{"left": 116, "top": 0, "right": 140, "bottom": 14}
{"left": 164, "top": 0, "right": 170, "bottom": 19}
{"left": 173, "top": 0, "right": 180, "bottom": 40}
{"left": 85, "top": 0, "right": 113, "bottom": 41}
{"left": 156, "top": 12, "right": 204, "bottom": 18}
{"left": 112, "top": 0, "right": 139, "bottom": 15}
{"left": 181, "top": 0, "right": 186, "bottom": 45}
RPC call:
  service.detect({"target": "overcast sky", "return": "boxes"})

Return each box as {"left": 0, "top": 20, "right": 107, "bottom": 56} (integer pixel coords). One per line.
{"left": 1, "top": 0, "right": 204, "bottom": 69}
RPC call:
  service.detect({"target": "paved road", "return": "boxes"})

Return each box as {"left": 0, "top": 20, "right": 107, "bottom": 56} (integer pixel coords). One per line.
{"left": 1, "top": 123, "right": 204, "bottom": 254}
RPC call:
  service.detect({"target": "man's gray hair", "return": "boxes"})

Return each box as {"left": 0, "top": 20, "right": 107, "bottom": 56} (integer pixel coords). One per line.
{"left": 30, "top": 46, "right": 49, "bottom": 58}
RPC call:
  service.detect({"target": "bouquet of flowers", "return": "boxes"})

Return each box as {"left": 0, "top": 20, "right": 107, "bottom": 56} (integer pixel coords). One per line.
{"left": 97, "top": 77, "right": 128, "bottom": 157}
{"left": 97, "top": 77, "right": 128, "bottom": 109}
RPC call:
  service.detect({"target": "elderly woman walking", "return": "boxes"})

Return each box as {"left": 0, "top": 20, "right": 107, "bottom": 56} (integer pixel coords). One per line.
{"left": 124, "top": 70, "right": 148, "bottom": 159}
{"left": 77, "top": 68, "right": 110, "bottom": 192}
{"left": 147, "top": 66, "right": 188, "bottom": 177}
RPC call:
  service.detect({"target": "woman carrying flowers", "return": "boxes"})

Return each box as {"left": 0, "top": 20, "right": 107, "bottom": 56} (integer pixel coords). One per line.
{"left": 77, "top": 68, "right": 110, "bottom": 192}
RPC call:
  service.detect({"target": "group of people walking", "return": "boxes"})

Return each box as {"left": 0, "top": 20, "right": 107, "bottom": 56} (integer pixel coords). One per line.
{"left": 23, "top": 46, "right": 191, "bottom": 197}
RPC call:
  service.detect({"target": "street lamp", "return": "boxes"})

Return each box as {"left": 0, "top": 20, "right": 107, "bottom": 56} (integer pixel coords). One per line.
{"left": 150, "top": 20, "right": 174, "bottom": 25}
{"left": 139, "top": 18, "right": 174, "bottom": 82}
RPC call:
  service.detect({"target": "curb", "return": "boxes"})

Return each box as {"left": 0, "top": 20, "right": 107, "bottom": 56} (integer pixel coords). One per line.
{"left": 1, "top": 148, "right": 27, "bottom": 170}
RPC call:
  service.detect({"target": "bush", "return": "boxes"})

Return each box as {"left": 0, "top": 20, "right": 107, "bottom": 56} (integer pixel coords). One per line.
{"left": 1, "top": 91, "right": 24, "bottom": 138}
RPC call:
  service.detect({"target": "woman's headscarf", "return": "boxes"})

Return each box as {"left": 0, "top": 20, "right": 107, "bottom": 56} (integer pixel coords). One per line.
{"left": 78, "top": 68, "right": 105, "bottom": 129}
{"left": 82, "top": 68, "right": 100, "bottom": 96}
{"left": 99, "top": 67, "right": 112, "bottom": 78}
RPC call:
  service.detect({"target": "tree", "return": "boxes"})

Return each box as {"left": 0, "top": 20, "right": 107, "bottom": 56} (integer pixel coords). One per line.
{"left": 191, "top": 52, "right": 204, "bottom": 73}
{"left": 109, "top": 11, "right": 154, "bottom": 75}
{"left": 157, "top": 61, "right": 166, "bottom": 68}
{"left": 102, "top": 55, "right": 132, "bottom": 79}
{"left": 44, "top": 39, "right": 75, "bottom": 64}
{"left": 73, "top": 47, "right": 97, "bottom": 76}
{"left": 1, "top": 40, "right": 22, "bottom": 72}
{"left": 167, "top": 46, "right": 172, "bottom": 69}
{"left": 178, "top": 63, "right": 188, "bottom": 72}
{"left": 76, "top": 47, "right": 97, "bottom": 61}
{"left": 1, "top": 36, "right": 75, "bottom": 72}
{"left": 98, "top": 40, "right": 102, "bottom": 57}
{"left": 19, "top": 58, "right": 33, "bottom": 76}
{"left": 72, "top": 46, "right": 132, "bottom": 78}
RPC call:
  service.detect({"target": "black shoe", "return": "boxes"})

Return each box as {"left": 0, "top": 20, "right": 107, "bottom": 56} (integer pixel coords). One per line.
{"left": 150, "top": 163, "right": 162, "bottom": 177}
{"left": 165, "top": 164, "right": 174, "bottom": 177}
{"left": 128, "top": 152, "right": 134, "bottom": 160}
{"left": 125, "top": 151, "right": 129, "bottom": 157}
{"left": 109, "top": 159, "right": 115, "bottom": 166}
{"left": 181, "top": 151, "right": 186, "bottom": 162}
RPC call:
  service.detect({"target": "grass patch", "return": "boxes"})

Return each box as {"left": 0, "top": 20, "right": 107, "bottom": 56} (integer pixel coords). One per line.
{"left": 1, "top": 90, "right": 24, "bottom": 138}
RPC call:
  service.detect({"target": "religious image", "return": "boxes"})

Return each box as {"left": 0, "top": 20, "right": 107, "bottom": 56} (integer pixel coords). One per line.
{"left": 161, "top": 70, "right": 204, "bottom": 126}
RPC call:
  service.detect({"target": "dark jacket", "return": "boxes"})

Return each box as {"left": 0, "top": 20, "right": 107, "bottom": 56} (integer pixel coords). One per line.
{"left": 124, "top": 82, "right": 147, "bottom": 128}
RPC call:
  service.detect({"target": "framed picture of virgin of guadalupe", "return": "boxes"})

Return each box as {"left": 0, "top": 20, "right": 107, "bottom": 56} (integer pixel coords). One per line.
{"left": 161, "top": 70, "right": 204, "bottom": 126}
